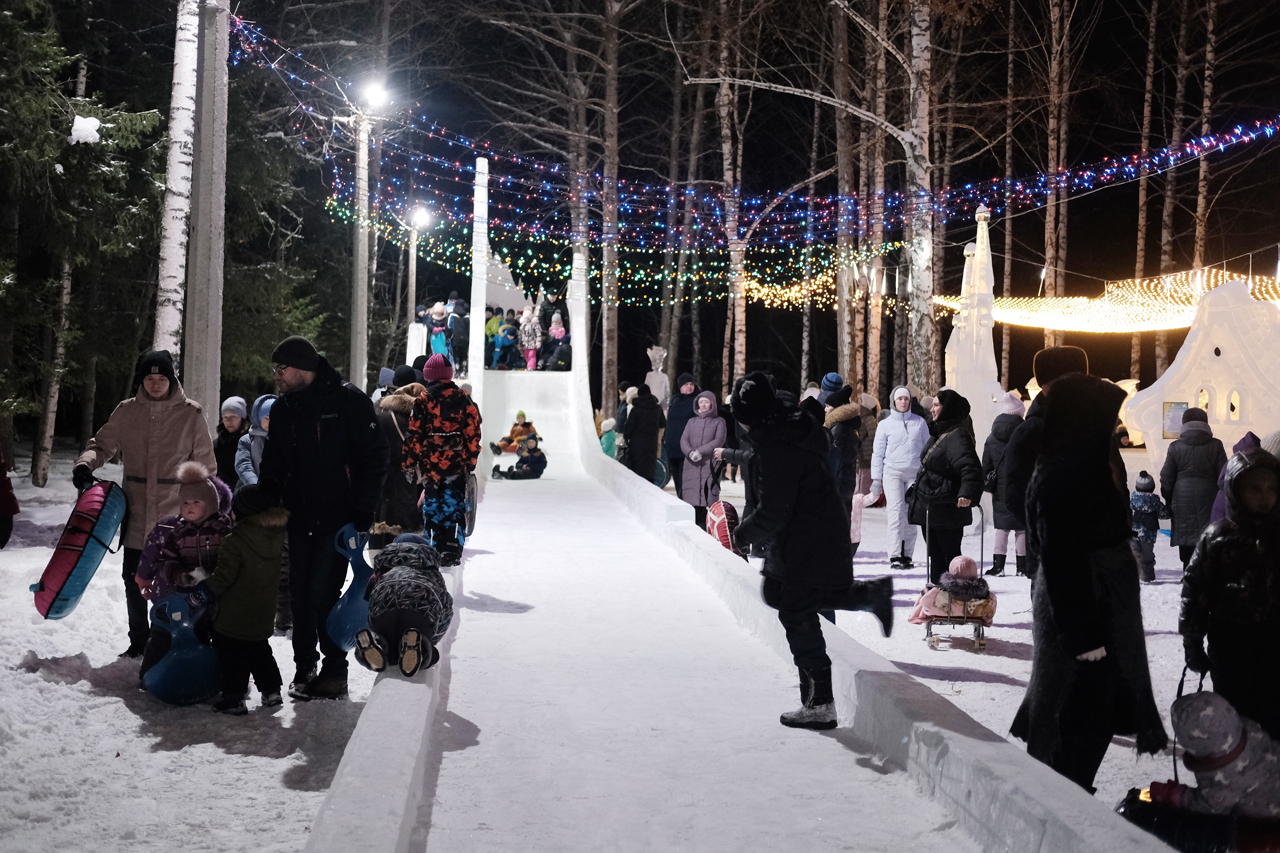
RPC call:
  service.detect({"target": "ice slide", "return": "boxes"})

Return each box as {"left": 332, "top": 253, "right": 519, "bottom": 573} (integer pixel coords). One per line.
{"left": 308, "top": 367, "right": 1172, "bottom": 853}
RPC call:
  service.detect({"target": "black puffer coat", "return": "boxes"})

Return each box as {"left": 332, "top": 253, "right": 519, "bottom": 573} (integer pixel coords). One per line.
{"left": 1012, "top": 374, "right": 1167, "bottom": 759}
{"left": 824, "top": 403, "right": 862, "bottom": 502}
{"left": 982, "top": 412, "right": 1024, "bottom": 530}
{"left": 372, "top": 385, "right": 426, "bottom": 544}
{"left": 1180, "top": 451, "right": 1280, "bottom": 737}
{"left": 908, "top": 391, "right": 982, "bottom": 530}
{"left": 259, "top": 356, "right": 389, "bottom": 530}
{"left": 369, "top": 542, "right": 454, "bottom": 645}
{"left": 1003, "top": 395, "right": 1046, "bottom": 528}
{"left": 622, "top": 393, "right": 665, "bottom": 482}
{"left": 213, "top": 422, "right": 246, "bottom": 492}
{"left": 736, "top": 404, "right": 852, "bottom": 590}
{"left": 1161, "top": 423, "right": 1228, "bottom": 547}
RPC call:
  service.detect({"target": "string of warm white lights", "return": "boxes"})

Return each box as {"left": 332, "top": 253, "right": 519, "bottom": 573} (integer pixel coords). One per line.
{"left": 934, "top": 267, "right": 1280, "bottom": 333}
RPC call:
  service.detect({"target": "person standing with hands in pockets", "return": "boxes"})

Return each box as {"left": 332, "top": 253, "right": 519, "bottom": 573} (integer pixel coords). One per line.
{"left": 869, "top": 387, "right": 929, "bottom": 569}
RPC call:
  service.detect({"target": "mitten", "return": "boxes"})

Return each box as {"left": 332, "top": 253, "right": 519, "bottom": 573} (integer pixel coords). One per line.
{"left": 187, "top": 581, "right": 216, "bottom": 609}
{"left": 72, "top": 464, "right": 95, "bottom": 491}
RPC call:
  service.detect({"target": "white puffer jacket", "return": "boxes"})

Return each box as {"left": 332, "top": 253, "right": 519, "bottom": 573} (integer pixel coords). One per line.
{"left": 871, "top": 392, "right": 930, "bottom": 480}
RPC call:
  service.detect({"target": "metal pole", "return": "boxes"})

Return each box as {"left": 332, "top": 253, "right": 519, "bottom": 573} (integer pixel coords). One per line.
{"left": 351, "top": 116, "right": 370, "bottom": 390}
{"left": 183, "top": 0, "right": 229, "bottom": 430}
{"left": 407, "top": 228, "right": 418, "bottom": 334}
{"left": 468, "top": 158, "right": 489, "bottom": 406}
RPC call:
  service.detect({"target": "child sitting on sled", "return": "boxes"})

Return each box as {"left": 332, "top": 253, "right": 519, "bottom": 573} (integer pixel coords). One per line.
{"left": 353, "top": 534, "right": 454, "bottom": 678}
{"left": 187, "top": 484, "right": 289, "bottom": 715}
{"left": 135, "top": 462, "right": 232, "bottom": 679}
{"left": 492, "top": 434, "right": 547, "bottom": 480}
{"left": 907, "top": 555, "right": 997, "bottom": 628}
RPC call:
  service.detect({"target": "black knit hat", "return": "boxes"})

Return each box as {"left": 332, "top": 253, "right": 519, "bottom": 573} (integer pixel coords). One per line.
{"left": 1033, "top": 345, "right": 1088, "bottom": 386}
{"left": 732, "top": 372, "right": 778, "bottom": 426}
{"left": 232, "top": 483, "right": 278, "bottom": 519}
{"left": 393, "top": 364, "right": 419, "bottom": 387}
{"left": 827, "top": 385, "right": 854, "bottom": 409}
{"left": 677, "top": 373, "right": 695, "bottom": 388}
{"left": 137, "top": 350, "right": 177, "bottom": 384}
{"left": 412, "top": 354, "right": 429, "bottom": 372}
{"left": 271, "top": 336, "right": 320, "bottom": 371}
{"left": 1183, "top": 407, "right": 1209, "bottom": 424}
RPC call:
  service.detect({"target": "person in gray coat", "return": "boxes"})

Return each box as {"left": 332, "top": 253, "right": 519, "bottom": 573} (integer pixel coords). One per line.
{"left": 679, "top": 391, "right": 727, "bottom": 527}
{"left": 1161, "top": 407, "right": 1228, "bottom": 569}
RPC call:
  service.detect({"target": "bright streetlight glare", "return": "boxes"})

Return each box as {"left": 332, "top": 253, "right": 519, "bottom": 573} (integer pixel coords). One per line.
{"left": 364, "top": 82, "right": 389, "bottom": 110}
{"left": 411, "top": 207, "right": 431, "bottom": 230}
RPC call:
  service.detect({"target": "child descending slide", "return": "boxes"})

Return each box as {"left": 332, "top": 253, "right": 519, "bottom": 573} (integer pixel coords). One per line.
{"left": 492, "top": 434, "right": 547, "bottom": 480}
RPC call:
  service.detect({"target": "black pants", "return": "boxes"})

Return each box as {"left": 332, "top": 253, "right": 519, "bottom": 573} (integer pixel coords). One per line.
{"left": 214, "top": 630, "right": 282, "bottom": 697}
{"left": 926, "top": 525, "right": 964, "bottom": 585}
{"left": 503, "top": 467, "right": 542, "bottom": 481}
{"left": 694, "top": 506, "right": 708, "bottom": 529}
{"left": 369, "top": 608, "right": 444, "bottom": 667}
{"left": 1179, "top": 544, "right": 1195, "bottom": 570}
{"left": 122, "top": 547, "right": 150, "bottom": 647}
{"left": 668, "top": 455, "right": 684, "bottom": 496}
{"left": 288, "top": 523, "right": 350, "bottom": 677}
{"left": 762, "top": 576, "right": 874, "bottom": 670}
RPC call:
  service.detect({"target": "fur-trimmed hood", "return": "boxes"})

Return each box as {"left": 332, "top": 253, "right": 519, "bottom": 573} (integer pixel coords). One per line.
{"left": 824, "top": 402, "right": 861, "bottom": 428}
{"left": 379, "top": 384, "right": 424, "bottom": 415}
{"left": 938, "top": 571, "right": 990, "bottom": 601}
{"left": 236, "top": 506, "right": 289, "bottom": 529}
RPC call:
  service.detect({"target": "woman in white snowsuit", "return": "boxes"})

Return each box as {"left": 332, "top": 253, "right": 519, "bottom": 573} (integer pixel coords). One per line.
{"left": 870, "top": 386, "right": 930, "bottom": 568}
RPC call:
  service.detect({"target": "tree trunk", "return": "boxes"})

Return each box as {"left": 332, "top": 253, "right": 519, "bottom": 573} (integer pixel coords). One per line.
{"left": 668, "top": 74, "right": 709, "bottom": 391}
{"left": 721, "top": 303, "right": 733, "bottom": 398}
{"left": 31, "top": 260, "right": 73, "bottom": 487}
{"left": 1134, "top": 0, "right": 1159, "bottom": 380}
{"left": 1001, "top": 0, "right": 1015, "bottom": 389}
{"left": 690, "top": 302, "right": 702, "bottom": 388}
{"left": 933, "top": 23, "right": 961, "bottom": 375}
{"left": 80, "top": 355, "right": 98, "bottom": 452}
{"left": 658, "top": 3, "right": 686, "bottom": 358}
{"left": 866, "top": 0, "right": 888, "bottom": 403}
{"left": 801, "top": 98, "right": 821, "bottom": 389}
{"left": 1157, "top": 0, "right": 1192, "bottom": 377}
{"left": 894, "top": 265, "right": 909, "bottom": 388}
{"left": 832, "top": 4, "right": 856, "bottom": 384}
{"left": 1042, "top": 0, "right": 1063, "bottom": 349}
{"left": 905, "top": 0, "right": 935, "bottom": 390}
{"left": 154, "top": 0, "right": 201, "bottom": 357}
{"left": 717, "top": 0, "right": 747, "bottom": 387}
{"left": 1192, "top": 0, "right": 1217, "bottom": 270}
{"left": 1053, "top": 20, "right": 1070, "bottom": 347}
{"left": 600, "top": 0, "right": 623, "bottom": 410}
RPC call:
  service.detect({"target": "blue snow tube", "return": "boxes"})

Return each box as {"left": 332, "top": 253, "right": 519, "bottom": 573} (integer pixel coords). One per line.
{"left": 142, "top": 595, "right": 220, "bottom": 705}
{"left": 325, "top": 524, "right": 373, "bottom": 652}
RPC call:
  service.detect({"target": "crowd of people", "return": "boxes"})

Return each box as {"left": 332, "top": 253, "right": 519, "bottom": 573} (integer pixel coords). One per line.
{"left": 483, "top": 290, "right": 572, "bottom": 372}
{"left": 72, "top": 339, "right": 482, "bottom": 712}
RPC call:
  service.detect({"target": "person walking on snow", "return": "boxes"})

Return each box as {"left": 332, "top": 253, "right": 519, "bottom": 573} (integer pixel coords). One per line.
{"left": 402, "top": 354, "right": 482, "bottom": 566}
{"left": 679, "top": 391, "right": 726, "bottom": 527}
{"left": 909, "top": 390, "right": 983, "bottom": 585}
{"left": 730, "top": 372, "right": 894, "bottom": 731}
{"left": 259, "top": 336, "right": 389, "bottom": 701}
{"left": 622, "top": 383, "right": 665, "bottom": 484}
{"left": 869, "top": 386, "right": 929, "bottom": 569}
{"left": 73, "top": 350, "right": 216, "bottom": 659}
{"left": 981, "top": 390, "right": 1027, "bottom": 577}
{"left": 213, "top": 397, "right": 248, "bottom": 492}
{"left": 1161, "top": 407, "right": 1228, "bottom": 570}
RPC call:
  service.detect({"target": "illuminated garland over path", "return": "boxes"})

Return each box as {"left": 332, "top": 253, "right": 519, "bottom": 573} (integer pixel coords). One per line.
{"left": 230, "top": 16, "right": 1280, "bottom": 309}
{"left": 934, "top": 268, "right": 1280, "bottom": 333}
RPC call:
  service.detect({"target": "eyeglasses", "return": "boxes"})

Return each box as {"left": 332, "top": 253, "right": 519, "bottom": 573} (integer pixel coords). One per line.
{"left": 271, "top": 364, "right": 288, "bottom": 376}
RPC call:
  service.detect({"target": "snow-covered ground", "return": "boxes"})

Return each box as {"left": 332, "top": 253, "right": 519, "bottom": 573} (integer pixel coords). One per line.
{"left": 0, "top": 443, "right": 376, "bottom": 853}
{"left": 678, "top": 448, "right": 1190, "bottom": 806}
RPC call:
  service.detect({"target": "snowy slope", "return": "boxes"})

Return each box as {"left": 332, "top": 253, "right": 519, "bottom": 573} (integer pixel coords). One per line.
{"left": 0, "top": 444, "right": 375, "bottom": 853}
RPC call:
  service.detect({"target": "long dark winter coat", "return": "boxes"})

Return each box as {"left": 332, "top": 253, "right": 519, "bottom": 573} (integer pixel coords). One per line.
{"left": 1003, "top": 394, "right": 1046, "bottom": 529}
{"left": 259, "top": 355, "right": 389, "bottom": 531}
{"left": 824, "top": 402, "right": 862, "bottom": 503}
{"left": 622, "top": 392, "right": 665, "bottom": 482}
{"left": 736, "top": 404, "right": 852, "bottom": 590}
{"left": 369, "top": 542, "right": 454, "bottom": 645}
{"left": 1180, "top": 451, "right": 1280, "bottom": 738}
{"left": 213, "top": 422, "right": 247, "bottom": 492}
{"left": 1161, "top": 422, "right": 1229, "bottom": 547}
{"left": 1012, "top": 374, "right": 1167, "bottom": 760}
{"left": 908, "top": 392, "right": 982, "bottom": 530}
{"left": 373, "top": 384, "right": 426, "bottom": 542}
{"left": 679, "top": 391, "right": 726, "bottom": 507}
{"left": 664, "top": 387, "right": 700, "bottom": 458}
{"left": 982, "top": 412, "right": 1025, "bottom": 531}
{"left": 1210, "top": 432, "right": 1261, "bottom": 524}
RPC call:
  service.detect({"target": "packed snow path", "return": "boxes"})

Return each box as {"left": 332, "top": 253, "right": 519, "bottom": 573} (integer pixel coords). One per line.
{"left": 424, "top": 462, "right": 978, "bottom": 852}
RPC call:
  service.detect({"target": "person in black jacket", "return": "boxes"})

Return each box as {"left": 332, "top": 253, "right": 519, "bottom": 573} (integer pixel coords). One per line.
{"left": 731, "top": 372, "right": 893, "bottom": 731}
{"left": 622, "top": 384, "right": 665, "bottom": 484}
{"left": 1180, "top": 450, "right": 1280, "bottom": 739}
{"left": 823, "top": 385, "right": 861, "bottom": 518}
{"left": 538, "top": 289, "right": 568, "bottom": 335}
{"left": 664, "top": 374, "right": 699, "bottom": 496}
{"left": 1161, "top": 407, "right": 1228, "bottom": 569}
{"left": 260, "top": 336, "right": 389, "bottom": 700}
{"left": 909, "top": 390, "right": 983, "bottom": 584}
{"left": 214, "top": 397, "right": 248, "bottom": 492}
{"left": 1012, "top": 373, "right": 1167, "bottom": 792}
{"left": 982, "top": 391, "right": 1027, "bottom": 577}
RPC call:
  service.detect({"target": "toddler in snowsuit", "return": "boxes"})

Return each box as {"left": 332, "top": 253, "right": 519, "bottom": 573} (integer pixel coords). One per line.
{"left": 403, "top": 355, "right": 482, "bottom": 566}
{"left": 600, "top": 418, "right": 617, "bottom": 458}
{"left": 1181, "top": 450, "right": 1280, "bottom": 739}
{"left": 353, "top": 535, "right": 454, "bottom": 677}
{"left": 517, "top": 306, "right": 543, "bottom": 370}
{"left": 1131, "top": 470, "right": 1163, "bottom": 583}
{"left": 491, "top": 321, "right": 519, "bottom": 370}
{"left": 428, "top": 302, "right": 451, "bottom": 359}
{"left": 1149, "top": 690, "right": 1280, "bottom": 818}
{"left": 908, "top": 555, "right": 998, "bottom": 627}
{"left": 234, "top": 394, "right": 275, "bottom": 489}
{"left": 189, "top": 484, "right": 289, "bottom": 715}
{"left": 492, "top": 434, "right": 547, "bottom": 480}
{"left": 136, "top": 462, "right": 232, "bottom": 679}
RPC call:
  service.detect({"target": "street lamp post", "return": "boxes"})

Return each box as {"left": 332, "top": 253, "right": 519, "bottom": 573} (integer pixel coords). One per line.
{"left": 350, "top": 82, "right": 389, "bottom": 392}
{"left": 407, "top": 206, "right": 430, "bottom": 333}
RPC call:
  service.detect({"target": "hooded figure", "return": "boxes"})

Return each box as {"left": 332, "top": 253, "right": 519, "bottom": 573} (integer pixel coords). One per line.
{"left": 1209, "top": 431, "right": 1261, "bottom": 524}
{"left": 448, "top": 300, "right": 470, "bottom": 377}
{"left": 1012, "top": 373, "right": 1167, "bottom": 792}
{"left": 234, "top": 394, "right": 276, "bottom": 489}
{"left": 665, "top": 373, "right": 700, "bottom": 495}
{"left": 1181, "top": 450, "right": 1280, "bottom": 739}
{"left": 823, "top": 385, "right": 861, "bottom": 513}
{"left": 679, "top": 391, "right": 727, "bottom": 520}
{"left": 1162, "top": 408, "right": 1229, "bottom": 568}
{"left": 870, "top": 385, "right": 930, "bottom": 568}
{"left": 981, "top": 390, "right": 1027, "bottom": 577}
{"left": 731, "top": 372, "right": 893, "bottom": 731}
{"left": 856, "top": 392, "right": 879, "bottom": 495}
{"left": 622, "top": 383, "right": 665, "bottom": 484}
{"left": 909, "top": 389, "right": 983, "bottom": 583}
{"left": 371, "top": 382, "right": 428, "bottom": 549}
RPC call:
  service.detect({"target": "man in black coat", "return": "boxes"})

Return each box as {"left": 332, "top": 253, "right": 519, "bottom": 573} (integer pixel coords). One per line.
{"left": 731, "top": 372, "right": 894, "bottom": 731}
{"left": 261, "top": 336, "right": 389, "bottom": 700}
{"left": 538, "top": 289, "right": 568, "bottom": 335}
{"left": 622, "top": 383, "right": 665, "bottom": 484}
{"left": 664, "top": 373, "right": 699, "bottom": 496}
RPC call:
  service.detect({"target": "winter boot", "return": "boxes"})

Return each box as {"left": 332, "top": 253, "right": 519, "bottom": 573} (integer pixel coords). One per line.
{"left": 354, "top": 629, "right": 387, "bottom": 672}
{"left": 118, "top": 642, "right": 145, "bottom": 659}
{"left": 260, "top": 690, "right": 283, "bottom": 709}
{"left": 299, "top": 671, "right": 348, "bottom": 700}
{"left": 867, "top": 576, "right": 894, "bottom": 638}
{"left": 986, "top": 553, "right": 1006, "bottom": 577}
{"left": 287, "top": 665, "right": 317, "bottom": 700}
{"left": 213, "top": 694, "right": 248, "bottom": 716}
{"left": 399, "top": 629, "right": 440, "bottom": 677}
{"left": 1015, "top": 555, "right": 1028, "bottom": 577}
{"left": 491, "top": 464, "right": 505, "bottom": 480}
{"left": 488, "top": 441, "right": 503, "bottom": 455}
{"left": 780, "top": 667, "right": 837, "bottom": 730}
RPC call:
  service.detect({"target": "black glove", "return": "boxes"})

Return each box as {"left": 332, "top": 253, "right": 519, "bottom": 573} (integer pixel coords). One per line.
{"left": 187, "top": 581, "right": 216, "bottom": 610}
{"left": 352, "top": 510, "right": 375, "bottom": 533}
{"left": 1184, "top": 637, "right": 1210, "bottom": 674}
{"left": 72, "top": 464, "right": 95, "bottom": 491}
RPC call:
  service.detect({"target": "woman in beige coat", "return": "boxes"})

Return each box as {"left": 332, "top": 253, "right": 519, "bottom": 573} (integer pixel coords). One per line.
{"left": 73, "top": 351, "right": 216, "bottom": 658}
